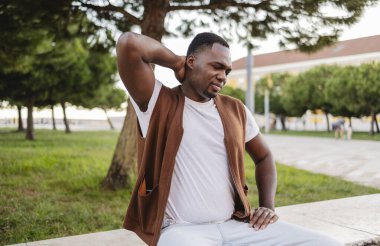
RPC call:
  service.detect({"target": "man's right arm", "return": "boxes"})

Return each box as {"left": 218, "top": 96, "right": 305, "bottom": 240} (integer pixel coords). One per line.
{"left": 116, "top": 32, "right": 185, "bottom": 112}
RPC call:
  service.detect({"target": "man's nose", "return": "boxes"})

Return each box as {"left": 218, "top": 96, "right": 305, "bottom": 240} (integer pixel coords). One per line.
{"left": 216, "top": 72, "right": 226, "bottom": 84}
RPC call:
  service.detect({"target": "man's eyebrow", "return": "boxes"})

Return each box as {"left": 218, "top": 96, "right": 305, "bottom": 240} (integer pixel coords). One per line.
{"left": 213, "top": 62, "right": 232, "bottom": 70}
{"left": 214, "top": 62, "right": 232, "bottom": 75}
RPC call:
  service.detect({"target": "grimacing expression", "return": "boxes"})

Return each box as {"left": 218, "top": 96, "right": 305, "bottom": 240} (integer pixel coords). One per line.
{"left": 187, "top": 43, "right": 232, "bottom": 101}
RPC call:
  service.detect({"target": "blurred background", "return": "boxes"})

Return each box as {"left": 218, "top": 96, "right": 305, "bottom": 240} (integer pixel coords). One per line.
{"left": 1, "top": 1, "right": 380, "bottom": 245}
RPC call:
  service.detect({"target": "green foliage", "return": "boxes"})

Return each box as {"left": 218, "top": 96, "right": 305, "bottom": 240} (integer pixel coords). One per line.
{"left": 220, "top": 86, "right": 245, "bottom": 103}
{"left": 280, "top": 63, "right": 380, "bottom": 122}
{"left": 281, "top": 74, "right": 310, "bottom": 117}
{"left": 81, "top": 85, "right": 126, "bottom": 111}
{"left": 255, "top": 73, "right": 293, "bottom": 115}
{"left": 79, "top": 0, "right": 377, "bottom": 52}
{"left": 0, "top": 2, "right": 119, "bottom": 138}
{"left": 325, "top": 65, "right": 362, "bottom": 118}
{"left": 281, "top": 65, "right": 336, "bottom": 118}
{"left": 356, "top": 62, "right": 380, "bottom": 115}
{"left": 1, "top": 129, "right": 379, "bottom": 244}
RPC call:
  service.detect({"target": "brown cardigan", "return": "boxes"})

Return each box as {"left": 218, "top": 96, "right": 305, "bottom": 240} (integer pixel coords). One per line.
{"left": 123, "top": 84, "right": 251, "bottom": 246}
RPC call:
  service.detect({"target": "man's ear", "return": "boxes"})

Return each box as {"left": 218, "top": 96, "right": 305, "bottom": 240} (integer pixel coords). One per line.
{"left": 186, "top": 55, "right": 195, "bottom": 70}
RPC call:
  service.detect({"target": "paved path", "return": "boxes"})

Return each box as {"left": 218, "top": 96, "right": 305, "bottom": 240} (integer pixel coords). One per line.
{"left": 264, "top": 134, "right": 380, "bottom": 188}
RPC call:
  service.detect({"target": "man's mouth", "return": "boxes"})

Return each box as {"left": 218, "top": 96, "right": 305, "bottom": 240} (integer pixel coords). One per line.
{"left": 210, "top": 83, "right": 222, "bottom": 92}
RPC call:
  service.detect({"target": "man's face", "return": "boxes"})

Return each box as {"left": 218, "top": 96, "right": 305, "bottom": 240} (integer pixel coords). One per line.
{"left": 186, "top": 43, "right": 232, "bottom": 101}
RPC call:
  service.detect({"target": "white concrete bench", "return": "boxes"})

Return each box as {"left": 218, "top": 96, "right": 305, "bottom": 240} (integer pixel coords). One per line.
{"left": 10, "top": 194, "right": 380, "bottom": 246}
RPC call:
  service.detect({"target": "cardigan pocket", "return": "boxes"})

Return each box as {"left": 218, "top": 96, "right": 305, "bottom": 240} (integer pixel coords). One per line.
{"left": 137, "top": 183, "right": 159, "bottom": 234}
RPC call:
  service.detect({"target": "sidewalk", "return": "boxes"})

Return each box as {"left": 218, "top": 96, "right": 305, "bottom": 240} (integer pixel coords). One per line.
{"left": 264, "top": 134, "right": 380, "bottom": 188}
{"left": 11, "top": 194, "right": 380, "bottom": 246}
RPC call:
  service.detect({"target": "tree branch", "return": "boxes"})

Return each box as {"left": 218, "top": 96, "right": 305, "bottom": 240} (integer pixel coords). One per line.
{"left": 168, "top": 0, "right": 268, "bottom": 11}
{"left": 78, "top": 1, "right": 141, "bottom": 25}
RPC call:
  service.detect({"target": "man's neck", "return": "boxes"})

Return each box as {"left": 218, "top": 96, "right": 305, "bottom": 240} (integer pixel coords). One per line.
{"left": 180, "top": 80, "right": 211, "bottom": 103}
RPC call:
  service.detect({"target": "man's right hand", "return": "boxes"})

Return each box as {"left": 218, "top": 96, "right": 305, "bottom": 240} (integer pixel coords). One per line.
{"left": 174, "top": 56, "right": 186, "bottom": 83}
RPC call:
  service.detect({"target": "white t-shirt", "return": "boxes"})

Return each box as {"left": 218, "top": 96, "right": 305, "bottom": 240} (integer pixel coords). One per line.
{"left": 130, "top": 80, "right": 260, "bottom": 224}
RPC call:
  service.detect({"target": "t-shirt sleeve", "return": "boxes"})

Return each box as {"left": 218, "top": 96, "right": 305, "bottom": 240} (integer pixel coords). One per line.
{"left": 244, "top": 105, "right": 260, "bottom": 143}
{"left": 129, "top": 80, "right": 162, "bottom": 138}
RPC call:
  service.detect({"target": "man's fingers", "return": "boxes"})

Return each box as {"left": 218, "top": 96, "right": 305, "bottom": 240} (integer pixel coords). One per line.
{"left": 253, "top": 210, "right": 271, "bottom": 230}
{"left": 258, "top": 213, "right": 275, "bottom": 230}
{"left": 269, "top": 214, "right": 279, "bottom": 224}
{"left": 249, "top": 207, "right": 279, "bottom": 230}
{"left": 250, "top": 208, "right": 264, "bottom": 226}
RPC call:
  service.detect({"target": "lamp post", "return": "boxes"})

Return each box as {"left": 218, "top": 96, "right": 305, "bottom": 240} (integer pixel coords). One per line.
{"left": 245, "top": 47, "right": 254, "bottom": 114}
{"left": 264, "top": 75, "right": 273, "bottom": 133}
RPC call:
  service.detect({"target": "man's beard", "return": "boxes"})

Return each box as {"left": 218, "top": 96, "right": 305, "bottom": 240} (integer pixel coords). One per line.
{"left": 203, "top": 89, "right": 217, "bottom": 99}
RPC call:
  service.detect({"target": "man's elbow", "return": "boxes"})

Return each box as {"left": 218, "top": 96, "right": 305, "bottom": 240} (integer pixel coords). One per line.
{"left": 117, "top": 32, "right": 138, "bottom": 51}
{"left": 255, "top": 150, "right": 274, "bottom": 167}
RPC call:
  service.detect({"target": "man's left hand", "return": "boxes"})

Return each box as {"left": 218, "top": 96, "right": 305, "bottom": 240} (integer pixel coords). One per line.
{"left": 249, "top": 207, "right": 279, "bottom": 231}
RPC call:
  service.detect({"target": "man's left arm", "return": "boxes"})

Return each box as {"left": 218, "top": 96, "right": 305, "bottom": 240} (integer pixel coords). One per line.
{"left": 245, "top": 133, "right": 279, "bottom": 230}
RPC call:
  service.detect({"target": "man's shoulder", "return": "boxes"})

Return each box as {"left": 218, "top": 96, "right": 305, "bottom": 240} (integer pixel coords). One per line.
{"left": 217, "top": 93, "right": 245, "bottom": 107}
{"left": 155, "top": 81, "right": 182, "bottom": 107}
{"left": 159, "top": 83, "right": 180, "bottom": 97}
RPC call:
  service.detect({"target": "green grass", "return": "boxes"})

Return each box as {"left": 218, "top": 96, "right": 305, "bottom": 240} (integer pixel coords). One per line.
{"left": 1, "top": 128, "right": 379, "bottom": 245}
{"left": 0, "top": 129, "right": 128, "bottom": 245}
{"left": 268, "top": 129, "right": 380, "bottom": 141}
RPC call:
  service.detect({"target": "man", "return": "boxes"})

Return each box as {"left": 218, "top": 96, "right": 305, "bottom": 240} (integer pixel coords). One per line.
{"left": 117, "top": 32, "right": 342, "bottom": 246}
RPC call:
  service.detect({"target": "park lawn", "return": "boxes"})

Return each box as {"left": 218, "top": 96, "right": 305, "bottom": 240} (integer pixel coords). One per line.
{"left": 1, "top": 129, "right": 379, "bottom": 245}
{"left": 268, "top": 129, "right": 380, "bottom": 141}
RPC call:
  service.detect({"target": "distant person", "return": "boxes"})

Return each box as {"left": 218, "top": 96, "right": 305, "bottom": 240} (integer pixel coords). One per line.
{"left": 345, "top": 121, "right": 353, "bottom": 140}
{"left": 116, "top": 32, "right": 343, "bottom": 246}
{"left": 333, "top": 118, "right": 345, "bottom": 140}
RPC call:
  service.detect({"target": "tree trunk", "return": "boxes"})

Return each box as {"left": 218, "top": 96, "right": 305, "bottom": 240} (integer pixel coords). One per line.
{"left": 60, "top": 101, "right": 71, "bottom": 133}
{"left": 51, "top": 105, "right": 57, "bottom": 130}
{"left": 17, "top": 105, "right": 24, "bottom": 131}
{"left": 324, "top": 112, "right": 330, "bottom": 132}
{"left": 25, "top": 98, "right": 34, "bottom": 140}
{"left": 103, "top": 1, "right": 169, "bottom": 189}
{"left": 103, "top": 108, "right": 115, "bottom": 130}
{"left": 102, "top": 100, "right": 137, "bottom": 189}
{"left": 370, "top": 112, "right": 375, "bottom": 135}
{"left": 349, "top": 117, "right": 352, "bottom": 127}
{"left": 279, "top": 115, "right": 286, "bottom": 131}
{"left": 374, "top": 113, "right": 380, "bottom": 133}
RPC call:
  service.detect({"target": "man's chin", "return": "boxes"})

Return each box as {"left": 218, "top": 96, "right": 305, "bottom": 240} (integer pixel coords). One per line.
{"left": 204, "top": 91, "right": 217, "bottom": 99}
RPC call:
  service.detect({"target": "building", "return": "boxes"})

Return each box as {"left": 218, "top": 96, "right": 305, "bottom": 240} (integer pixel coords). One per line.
{"left": 228, "top": 35, "right": 380, "bottom": 89}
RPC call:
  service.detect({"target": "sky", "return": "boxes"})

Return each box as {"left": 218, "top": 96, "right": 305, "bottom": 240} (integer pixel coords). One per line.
{"left": 2, "top": 2, "right": 380, "bottom": 120}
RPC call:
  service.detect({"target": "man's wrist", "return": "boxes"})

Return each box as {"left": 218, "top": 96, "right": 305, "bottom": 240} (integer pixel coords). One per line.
{"left": 258, "top": 204, "right": 275, "bottom": 212}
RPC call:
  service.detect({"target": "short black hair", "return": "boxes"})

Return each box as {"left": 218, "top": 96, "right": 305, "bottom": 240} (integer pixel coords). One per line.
{"left": 186, "top": 32, "right": 229, "bottom": 57}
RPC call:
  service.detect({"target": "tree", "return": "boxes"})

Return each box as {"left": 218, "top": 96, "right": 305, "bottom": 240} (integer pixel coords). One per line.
{"left": 256, "top": 73, "right": 293, "bottom": 130}
{"left": 78, "top": 0, "right": 378, "bottom": 189}
{"left": 80, "top": 85, "right": 126, "bottom": 130}
{"left": 281, "top": 73, "right": 311, "bottom": 118}
{"left": 303, "top": 65, "right": 339, "bottom": 132}
{"left": 220, "top": 86, "right": 245, "bottom": 103}
{"left": 325, "top": 65, "right": 362, "bottom": 127}
{"left": 356, "top": 62, "right": 380, "bottom": 134}
{"left": 68, "top": 44, "right": 121, "bottom": 130}
{"left": 0, "top": 0, "right": 79, "bottom": 139}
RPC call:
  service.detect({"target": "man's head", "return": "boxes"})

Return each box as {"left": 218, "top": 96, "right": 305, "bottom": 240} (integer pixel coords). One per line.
{"left": 182, "top": 32, "right": 232, "bottom": 102}
{"left": 186, "top": 32, "right": 230, "bottom": 57}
